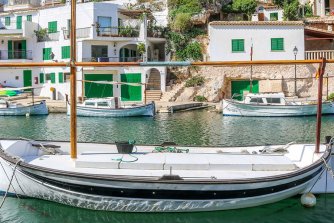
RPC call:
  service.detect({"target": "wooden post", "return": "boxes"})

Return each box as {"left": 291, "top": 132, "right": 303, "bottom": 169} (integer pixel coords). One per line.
{"left": 70, "top": 0, "right": 77, "bottom": 159}
{"left": 144, "top": 83, "right": 147, "bottom": 105}
{"left": 316, "top": 58, "right": 326, "bottom": 153}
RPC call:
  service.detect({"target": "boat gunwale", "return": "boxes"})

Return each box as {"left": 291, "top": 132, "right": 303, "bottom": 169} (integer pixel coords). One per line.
{"left": 74, "top": 101, "right": 155, "bottom": 111}
{"left": 0, "top": 143, "right": 331, "bottom": 185}
{"left": 223, "top": 99, "right": 333, "bottom": 108}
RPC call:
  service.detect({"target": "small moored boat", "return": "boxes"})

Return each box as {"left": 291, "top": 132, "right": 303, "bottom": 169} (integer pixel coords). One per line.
{"left": 222, "top": 92, "right": 334, "bottom": 117}
{"left": 67, "top": 97, "right": 155, "bottom": 117}
{"left": 0, "top": 99, "right": 48, "bottom": 116}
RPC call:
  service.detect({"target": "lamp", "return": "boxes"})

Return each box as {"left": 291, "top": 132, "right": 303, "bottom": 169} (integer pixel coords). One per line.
{"left": 1, "top": 40, "right": 4, "bottom": 44}
{"left": 114, "top": 48, "right": 117, "bottom": 55}
{"left": 293, "top": 46, "right": 298, "bottom": 58}
{"left": 113, "top": 42, "right": 117, "bottom": 47}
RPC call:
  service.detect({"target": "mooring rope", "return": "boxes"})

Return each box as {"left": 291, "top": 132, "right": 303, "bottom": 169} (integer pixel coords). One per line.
{"left": 0, "top": 159, "right": 20, "bottom": 209}
{"left": 0, "top": 161, "right": 20, "bottom": 199}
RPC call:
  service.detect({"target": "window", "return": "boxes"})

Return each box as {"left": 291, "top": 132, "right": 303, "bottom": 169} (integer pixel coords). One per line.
{"left": 85, "top": 102, "right": 95, "bottom": 106}
{"left": 250, "top": 98, "right": 264, "bottom": 103}
{"left": 26, "top": 15, "right": 32, "bottom": 22}
{"left": 48, "top": 21, "right": 57, "bottom": 33}
{"left": 91, "top": 45, "right": 108, "bottom": 59}
{"left": 39, "top": 73, "right": 44, "bottom": 84}
{"left": 97, "top": 16, "right": 111, "bottom": 28}
{"left": 266, "top": 98, "right": 281, "bottom": 104}
{"left": 43, "top": 48, "right": 52, "bottom": 60}
{"left": 45, "top": 73, "right": 51, "bottom": 81}
{"left": 270, "top": 12, "right": 278, "bottom": 21}
{"left": 232, "top": 39, "right": 244, "bottom": 52}
{"left": 97, "top": 102, "right": 109, "bottom": 107}
{"left": 58, "top": 72, "right": 64, "bottom": 83}
{"left": 61, "top": 46, "right": 70, "bottom": 59}
{"left": 5, "top": 17, "right": 10, "bottom": 26}
{"left": 64, "top": 72, "right": 70, "bottom": 82}
{"left": 271, "top": 38, "right": 284, "bottom": 51}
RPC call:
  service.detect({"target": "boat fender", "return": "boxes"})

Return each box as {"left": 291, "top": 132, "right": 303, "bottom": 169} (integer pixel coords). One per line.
{"left": 25, "top": 113, "right": 30, "bottom": 117}
{"left": 301, "top": 192, "right": 316, "bottom": 208}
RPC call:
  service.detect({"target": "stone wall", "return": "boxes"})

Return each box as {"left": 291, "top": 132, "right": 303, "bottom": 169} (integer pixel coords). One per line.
{"left": 174, "top": 63, "right": 334, "bottom": 102}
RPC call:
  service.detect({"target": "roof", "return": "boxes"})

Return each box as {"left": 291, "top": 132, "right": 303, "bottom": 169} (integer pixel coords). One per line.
{"left": 305, "top": 26, "right": 334, "bottom": 38}
{"left": 209, "top": 21, "right": 304, "bottom": 26}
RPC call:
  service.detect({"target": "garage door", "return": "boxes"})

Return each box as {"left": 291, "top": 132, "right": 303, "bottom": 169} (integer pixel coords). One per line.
{"left": 231, "top": 80, "right": 259, "bottom": 101}
{"left": 84, "top": 74, "right": 113, "bottom": 98}
{"left": 121, "top": 73, "right": 142, "bottom": 101}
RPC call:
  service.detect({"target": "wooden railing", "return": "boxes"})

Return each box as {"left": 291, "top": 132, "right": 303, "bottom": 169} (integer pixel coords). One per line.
{"left": 305, "top": 50, "right": 334, "bottom": 60}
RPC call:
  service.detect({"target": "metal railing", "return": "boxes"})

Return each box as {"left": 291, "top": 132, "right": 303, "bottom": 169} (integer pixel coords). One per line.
{"left": 82, "top": 56, "right": 142, "bottom": 62}
{"left": 0, "top": 50, "right": 32, "bottom": 60}
{"left": 37, "top": 32, "right": 60, "bottom": 42}
{"left": 7, "top": 0, "right": 32, "bottom": 5}
{"left": 96, "top": 26, "right": 140, "bottom": 37}
{"left": 305, "top": 50, "right": 334, "bottom": 60}
{"left": 63, "top": 27, "right": 91, "bottom": 39}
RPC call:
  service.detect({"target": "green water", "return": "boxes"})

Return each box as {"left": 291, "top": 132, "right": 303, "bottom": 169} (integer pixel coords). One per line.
{"left": 0, "top": 111, "right": 334, "bottom": 223}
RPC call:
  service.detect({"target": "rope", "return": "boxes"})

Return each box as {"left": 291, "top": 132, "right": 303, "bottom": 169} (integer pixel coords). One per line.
{"left": 0, "top": 161, "right": 20, "bottom": 199}
{"left": 112, "top": 146, "right": 139, "bottom": 169}
{"left": 153, "top": 146, "right": 189, "bottom": 153}
{"left": 0, "top": 159, "right": 20, "bottom": 209}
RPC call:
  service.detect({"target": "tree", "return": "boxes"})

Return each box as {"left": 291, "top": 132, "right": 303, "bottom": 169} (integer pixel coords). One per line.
{"left": 283, "top": 0, "right": 300, "bottom": 21}
{"left": 231, "top": 0, "right": 257, "bottom": 20}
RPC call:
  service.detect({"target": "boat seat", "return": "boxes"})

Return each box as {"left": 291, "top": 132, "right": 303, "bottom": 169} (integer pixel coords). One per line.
{"left": 74, "top": 153, "right": 297, "bottom": 171}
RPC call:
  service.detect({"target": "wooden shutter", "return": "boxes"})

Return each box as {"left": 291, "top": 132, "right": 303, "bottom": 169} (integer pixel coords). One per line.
{"left": 58, "top": 72, "right": 64, "bottom": 83}
{"left": 21, "top": 40, "right": 26, "bottom": 59}
{"left": 43, "top": 48, "right": 51, "bottom": 60}
{"left": 50, "top": 73, "right": 56, "bottom": 84}
{"left": 61, "top": 46, "right": 70, "bottom": 59}
{"left": 8, "top": 40, "right": 12, "bottom": 59}
{"left": 271, "top": 38, "right": 284, "bottom": 51}
{"left": 121, "top": 73, "right": 142, "bottom": 101}
{"left": 16, "top": 16, "right": 22, "bottom": 29}
{"left": 48, "top": 21, "right": 57, "bottom": 33}
{"left": 40, "top": 73, "right": 44, "bottom": 84}
{"left": 5, "top": 17, "right": 10, "bottom": 26}
{"left": 232, "top": 39, "right": 244, "bottom": 52}
{"left": 27, "top": 15, "right": 32, "bottom": 22}
{"left": 270, "top": 13, "right": 278, "bottom": 21}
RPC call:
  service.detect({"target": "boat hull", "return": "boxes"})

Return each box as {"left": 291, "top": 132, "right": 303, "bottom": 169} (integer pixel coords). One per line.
{"left": 67, "top": 102, "right": 155, "bottom": 117}
{"left": 0, "top": 144, "right": 329, "bottom": 212}
{"left": 0, "top": 101, "right": 48, "bottom": 116}
{"left": 222, "top": 99, "right": 334, "bottom": 117}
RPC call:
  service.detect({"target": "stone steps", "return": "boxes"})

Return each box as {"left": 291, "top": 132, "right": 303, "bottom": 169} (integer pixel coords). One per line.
{"left": 145, "top": 90, "right": 162, "bottom": 101}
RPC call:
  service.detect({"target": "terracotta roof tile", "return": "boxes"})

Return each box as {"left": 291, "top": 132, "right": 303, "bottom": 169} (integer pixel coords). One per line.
{"left": 209, "top": 21, "right": 304, "bottom": 26}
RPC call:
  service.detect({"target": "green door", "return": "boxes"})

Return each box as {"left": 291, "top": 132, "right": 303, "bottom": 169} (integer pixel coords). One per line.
{"left": 121, "top": 73, "right": 142, "bottom": 101}
{"left": 231, "top": 80, "right": 259, "bottom": 101}
{"left": 84, "top": 74, "right": 113, "bottom": 98}
{"left": 8, "top": 40, "right": 12, "bottom": 59}
{"left": 21, "top": 40, "right": 26, "bottom": 59}
{"left": 23, "top": 70, "right": 32, "bottom": 88}
{"left": 16, "top": 16, "right": 22, "bottom": 29}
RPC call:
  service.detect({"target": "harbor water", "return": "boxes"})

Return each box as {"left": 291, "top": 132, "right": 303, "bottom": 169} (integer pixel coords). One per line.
{"left": 1, "top": 110, "right": 334, "bottom": 223}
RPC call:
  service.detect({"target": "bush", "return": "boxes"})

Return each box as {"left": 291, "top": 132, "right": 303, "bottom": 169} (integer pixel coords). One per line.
{"left": 171, "top": 13, "right": 192, "bottom": 32}
{"left": 185, "top": 76, "right": 205, "bottom": 87}
{"left": 328, "top": 93, "right": 334, "bottom": 101}
{"left": 193, "top": 95, "right": 207, "bottom": 102}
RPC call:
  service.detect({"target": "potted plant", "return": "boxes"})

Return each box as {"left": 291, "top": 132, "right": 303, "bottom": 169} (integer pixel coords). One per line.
{"left": 137, "top": 42, "right": 146, "bottom": 61}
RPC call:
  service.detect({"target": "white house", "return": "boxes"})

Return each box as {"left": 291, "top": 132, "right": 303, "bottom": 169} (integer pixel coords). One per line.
{"left": 252, "top": 5, "right": 284, "bottom": 21}
{"left": 208, "top": 21, "right": 305, "bottom": 61}
{"left": 0, "top": 0, "right": 167, "bottom": 102}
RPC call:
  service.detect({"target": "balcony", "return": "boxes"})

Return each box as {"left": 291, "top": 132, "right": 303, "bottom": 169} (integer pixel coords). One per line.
{"left": 82, "top": 56, "right": 142, "bottom": 62}
{"left": 63, "top": 27, "right": 91, "bottom": 40}
{"left": 305, "top": 50, "right": 334, "bottom": 60}
{"left": 37, "top": 32, "right": 60, "bottom": 42}
{"left": 0, "top": 50, "right": 32, "bottom": 60}
{"left": 96, "top": 26, "right": 140, "bottom": 38}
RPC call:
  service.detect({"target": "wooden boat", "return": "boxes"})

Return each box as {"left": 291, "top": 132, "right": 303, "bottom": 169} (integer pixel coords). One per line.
{"left": 222, "top": 93, "right": 334, "bottom": 117}
{"left": 67, "top": 97, "right": 155, "bottom": 117}
{"left": 0, "top": 139, "right": 332, "bottom": 212}
{"left": 0, "top": 87, "right": 48, "bottom": 116}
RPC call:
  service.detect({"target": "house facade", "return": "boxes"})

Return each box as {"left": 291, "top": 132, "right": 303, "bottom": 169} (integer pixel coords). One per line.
{"left": 208, "top": 21, "right": 305, "bottom": 61}
{"left": 0, "top": 0, "right": 167, "bottom": 102}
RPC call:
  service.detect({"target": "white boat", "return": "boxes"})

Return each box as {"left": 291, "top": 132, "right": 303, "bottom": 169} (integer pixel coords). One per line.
{"left": 0, "top": 139, "right": 333, "bottom": 212}
{"left": 222, "top": 93, "right": 334, "bottom": 117}
{"left": 0, "top": 99, "right": 48, "bottom": 116}
{"left": 67, "top": 97, "right": 155, "bottom": 117}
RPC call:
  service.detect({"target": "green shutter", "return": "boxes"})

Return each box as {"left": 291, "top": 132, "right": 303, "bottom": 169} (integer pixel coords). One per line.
{"left": 26, "top": 15, "right": 32, "bottom": 22}
{"left": 61, "top": 46, "right": 70, "bottom": 59}
{"left": 58, "top": 72, "right": 64, "bottom": 83}
{"left": 23, "top": 70, "right": 32, "bottom": 88}
{"left": 270, "top": 13, "right": 278, "bottom": 21}
{"left": 271, "top": 38, "right": 284, "bottom": 51}
{"left": 16, "top": 16, "right": 22, "bottom": 29}
{"left": 50, "top": 73, "right": 56, "bottom": 84}
{"left": 40, "top": 73, "right": 44, "bottom": 84}
{"left": 232, "top": 39, "right": 244, "bottom": 52}
{"left": 231, "top": 80, "right": 259, "bottom": 101}
{"left": 5, "top": 17, "right": 10, "bottom": 26}
{"left": 43, "top": 47, "right": 51, "bottom": 60}
{"left": 121, "top": 73, "right": 142, "bottom": 101}
{"left": 21, "top": 40, "right": 26, "bottom": 59}
{"left": 48, "top": 21, "right": 57, "bottom": 33}
{"left": 84, "top": 74, "right": 113, "bottom": 98}
{"left": 8, "top": 40, "right": 12, "bottom": 59}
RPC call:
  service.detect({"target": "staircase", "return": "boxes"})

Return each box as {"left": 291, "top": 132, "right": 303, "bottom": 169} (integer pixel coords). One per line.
{"left": 160, "top": 83, "right": 186, "bottom": 102}
{"left": 145, "top": 90, "right": 162, "bottom": 102}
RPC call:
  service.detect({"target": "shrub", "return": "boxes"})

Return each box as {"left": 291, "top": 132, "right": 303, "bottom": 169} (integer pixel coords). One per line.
{"left": 185, "top": 76, "right": 205, "bottom": 87}
{"left": 193, "top": 95, "right": 207, "bottom": 102}
{"left": 171, "top": 13, "right": 192, "bottom": 32}
{"left": 328, "top": 93, "right": 334, "bottom": 101}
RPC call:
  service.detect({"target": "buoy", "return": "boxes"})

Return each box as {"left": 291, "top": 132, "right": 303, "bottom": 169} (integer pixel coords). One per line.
{"left": 25, "top": 113, "right": 30, "bottom": 117}
{"left": 301, "top": 192, "right": 316, "bottom": 208}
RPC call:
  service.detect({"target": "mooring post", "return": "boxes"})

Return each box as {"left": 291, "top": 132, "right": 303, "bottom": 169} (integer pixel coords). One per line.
{"left": 316, "top": 58, "right": 326, "bottom": 153}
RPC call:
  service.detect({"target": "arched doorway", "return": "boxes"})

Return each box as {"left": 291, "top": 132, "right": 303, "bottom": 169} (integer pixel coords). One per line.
{"left": 147, "top": 68, "right": 161, "bottom": 90}
{"left": 119, "top": 44, "right": 138, "bottom": 62}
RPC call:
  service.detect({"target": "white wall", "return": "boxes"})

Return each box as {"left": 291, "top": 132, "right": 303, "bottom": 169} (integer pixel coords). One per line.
{"left": 263, "top": 8, "right": 283, "bottom": 21}
{"left": 209, "top": 23, "right": 305, "bottom": 61}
